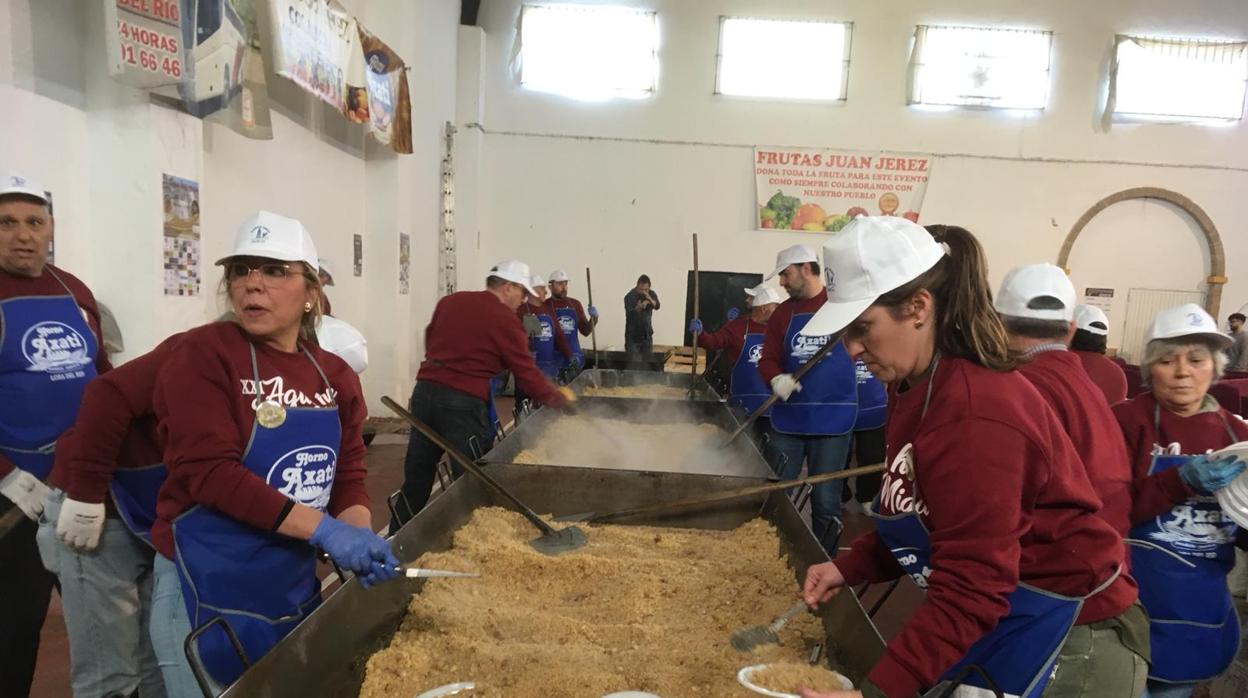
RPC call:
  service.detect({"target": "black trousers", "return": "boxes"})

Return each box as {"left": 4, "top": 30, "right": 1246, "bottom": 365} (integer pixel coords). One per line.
{"left": 392, "top": 382, "right": 493, "bottom": 533}
{"left": 850, "top": 426, "right": 886, "bottom": 504}
{"left": 0, "top": 500, "right": 55, "bottom": 698}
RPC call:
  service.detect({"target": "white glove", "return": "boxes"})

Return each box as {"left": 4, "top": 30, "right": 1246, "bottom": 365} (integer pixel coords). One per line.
{"left": 770, "top": 374, "right": 803, "bottom": 401}
{"left": 57, "top": 497, "right": 105, "bottom": 551}
{"left": 0, "top": 469, "right": 52, "bottom": 521}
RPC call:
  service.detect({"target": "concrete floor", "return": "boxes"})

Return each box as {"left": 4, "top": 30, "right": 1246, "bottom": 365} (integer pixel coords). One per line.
{"left": 28, "top": 403, "right": 921, "bottom": 698}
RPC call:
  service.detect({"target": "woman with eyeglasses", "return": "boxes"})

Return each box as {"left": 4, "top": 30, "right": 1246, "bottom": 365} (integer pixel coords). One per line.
{"left": 797, "top": 218, "right": 1145, "bottom": 698}
{"left": 146, "top": 211, "right": 398, "bottom": 696}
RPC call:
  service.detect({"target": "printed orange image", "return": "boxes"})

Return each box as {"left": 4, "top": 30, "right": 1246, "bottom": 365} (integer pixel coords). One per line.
{"left": 791, "top": 203, "right": 828, "bottom": 231}
{"left": 878, "top": 192, "right": 900, "bottom": 215}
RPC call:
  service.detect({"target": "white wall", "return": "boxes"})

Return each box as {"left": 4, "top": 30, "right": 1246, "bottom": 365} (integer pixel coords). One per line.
{"left": 1, "top": 0, "right": 460, "bottom": 410}
{"left": 468, "top": 0, "right": 1248, "bottom": 349}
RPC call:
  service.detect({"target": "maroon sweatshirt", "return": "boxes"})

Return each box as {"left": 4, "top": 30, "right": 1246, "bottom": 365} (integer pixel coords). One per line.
{"left": 151, "top": 322, "right": 369, "bottom": 559}
{"left": 834, "top": 357, "right": 1136, "bottom": 698}
{"left": 1017, "top": 350, "right": 1134, "bottom": 540}
{"left": 418, "top": 290, "right": 566, "bottom": 407}
{"left": 547, "top": 296, "right": 594, "bottom": 336}
{"left": 1114, "top": 391, "right": 1248, "bottom": 525}
{"left": 517, "top": 300, "right": 573, "bottom": 361}
{"left": 1074, "top": 350, "right": 1128, "bottom": 405}
{"left": 758, "top": 293, "right": 825, "bottom": 384}
{"left": 0, "top": 265, "right": 111, "bottom": 478}
{"left": 48, "top": 332, "right": 185, "bottom": 502}
{"left": 693, "top": 316, "right": 767, "bottom": 365}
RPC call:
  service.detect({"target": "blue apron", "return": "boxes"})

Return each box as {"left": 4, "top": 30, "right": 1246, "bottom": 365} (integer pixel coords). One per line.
{"left": 770, "top": 311, "right": 856, "bottom": 435}
{"left": 554, "top": 303, "right": 584, "bottom": 368}
{"left": 0, "top": 269, "right": 99, "bottom": 479}
{"left": 530, "top": 309, "right": 561, "bottom": 378}
{"left": 110, "top": 462, "right": 167, "bottom": 547}
{"left": 730, "top": 328, "right": 771, "bottom": 417}
{"left": 853, "top": 360, "right": 887, "bottom": 431}
{"left": 1125, "top": 405, "right": 1240, "bottom": 684}
{"left": 174, "top": 344, "right": 340, "bottom": 687}
{"left": 870, "top": 357, "right": 1108, "bottom": 697}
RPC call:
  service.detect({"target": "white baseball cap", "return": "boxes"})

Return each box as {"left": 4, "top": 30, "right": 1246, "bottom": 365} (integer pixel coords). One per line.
{"left": 0, "top": 171, "right": 49, "bottom": 204}
{"left": 1145, "top": 303, "right": 1232, "bottom": 349}
{"left": 317, "top": 315, "right": 368, "bottom": 373}
{"left": 548, "top": 269, "right": 570, "bottom": 283}
{"left": 799, "top": 216, "right": 944, "bottom": 337}
{"left": 744, "top": 283, "right": 767, "bottom": 297}
{"left": 765, "top": 245, "right": 818, "bottom": 281}
{"left": 1074, "top": 304, "right": 1110, "bottom": 336}
{"left": 752, "top": 287, "right": 784, "bottom": 306}
{"left": 217, "top": 210, "right": 319, "bottom": 272}
{"left": 488, "top": 260, "right": 538, "bottom": 297}
{"left": 530, "top": 274, "right": 547, "bottom": 288}
{"left": 318, "top": 258, "right": 335, "bottom": 284}
{"left": 995, "top": 263, "right": 1076, "bottom": 322}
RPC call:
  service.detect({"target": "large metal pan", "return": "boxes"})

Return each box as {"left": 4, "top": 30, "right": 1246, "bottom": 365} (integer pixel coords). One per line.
{"left": 567, "top": 368, "right": 722, "bottom": 402}
{"left": 483, "top": 396, "right": 772, "bottom": 478}
{"left": 220, "top": 465, "right": 886, "bottom": 697}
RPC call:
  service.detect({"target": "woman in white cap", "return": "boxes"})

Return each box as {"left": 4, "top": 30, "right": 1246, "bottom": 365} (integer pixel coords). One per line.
{"left": 147, "top": 211, "right": 398, "bottom": 695}
{"left": 1114, "top": 303, "right": 1248, "bottom": 698}
{"left": 517, "top": 274, "right": 573, "bottom": 382}
{"left": 1071, "top": 304, "right": 1128, "bottom": 405}
{"left": 687, "top": 284, "right": 781, "bottom": 421}
{"left": 799, "top": 219, "right": 1144, "bottom": 698}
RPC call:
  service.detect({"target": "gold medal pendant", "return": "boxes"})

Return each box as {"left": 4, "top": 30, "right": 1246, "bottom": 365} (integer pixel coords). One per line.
{"left": 256, "top": 400, "right": 287, "bottom": 429}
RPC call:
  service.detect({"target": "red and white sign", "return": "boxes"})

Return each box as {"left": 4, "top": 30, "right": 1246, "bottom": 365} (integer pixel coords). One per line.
{"left": 754, "top": 147, "right": 933, "bottom": 233}
{"left": 107, "top": 0, "right": 186, "bottom": 87}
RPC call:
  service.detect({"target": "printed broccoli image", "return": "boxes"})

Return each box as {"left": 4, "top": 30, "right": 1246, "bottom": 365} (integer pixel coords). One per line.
{"left": 760, "top": 190, "right": 801, "bottom": 229}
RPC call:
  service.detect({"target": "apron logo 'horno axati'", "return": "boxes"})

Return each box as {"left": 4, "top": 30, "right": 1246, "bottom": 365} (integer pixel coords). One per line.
{"left": 558, "top": 315, "right": 576, "bottom": 333}
{"left": 748, "top": 343, "right": 763, "bottom": 365}
{"left": 22, "top": 321, "right": 91, "bottom": 373}
{"left": 790, "top": 333, "right": 828, "bottom": 362}
{"left": 267, "top": 445, "right": 337, "bottom": 510}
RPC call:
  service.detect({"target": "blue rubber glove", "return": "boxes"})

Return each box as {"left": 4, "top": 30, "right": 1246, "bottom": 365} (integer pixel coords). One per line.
{"left": 1178, "top": 454, "right": 1245, "bottom": 495}
{"left": 587, "top": 305, "right": 599, "bottom": 319}
{"left": 688, "top": 318, "right": 704, "bottom": 333}
{"left": 726, "top": 307, "right": 740, "bottom": 321}
{"left": 309, "top": 515, "right": 400, "bottom": 588}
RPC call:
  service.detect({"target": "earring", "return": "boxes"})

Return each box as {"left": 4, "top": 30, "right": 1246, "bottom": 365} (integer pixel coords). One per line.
{"left": 304, "top": 302, "right": 313, "bottom": 312}
{"left": 914, "top": 320, "right": 924, "bottom": 329}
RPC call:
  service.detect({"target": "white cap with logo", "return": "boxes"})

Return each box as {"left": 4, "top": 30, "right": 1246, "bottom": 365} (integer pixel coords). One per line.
{"left": 765, "top": 245, "right": 818, "bottom": 281}
{"left": 995, "top": 263, "right": 1076, "bottom": 322}
{"left": 1145, "top": 303, "right": 1232, "bottom": 349}
{"left": 0, "top": 171, "right": 49, "bottom": 204}
{"left": 218, "top": 210, "right": 319, "bottom": 272}
{"left": 1074, "top": 304, "right": 1110, "bottom": 336}
{"left": 530, "top": 274, "right": 547, "bottom": 288}
{"left": 488, "top": 260, "right": 538, "bottom": 297}
{"left": 548, "top": 269, "right": 570, "bottom": 283}
{"left": 318, "top": 258, "right": 335, "bottom": 284}
{"left": 800, "top": 216, "right": 944, "bottom": 337}
{"left": 752, "top": 286, "right": 784, "bottom": 306}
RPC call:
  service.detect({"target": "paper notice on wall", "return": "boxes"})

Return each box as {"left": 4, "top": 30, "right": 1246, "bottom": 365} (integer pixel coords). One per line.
{"left": 353, "top": 234, "right": 362, "bottom": 276}
{"left": 398, "top": 233, "right": 410, "bottom": 295}
{"left": 267, "top": 0, "right": 362, "bottom": 113}
{"left": 105, "top": 0, "right": 187, "bottom": 89}
{"left": 1084, "top": 287, "right": 1114, "bottom": 316}
{"left": 754, "top": 148, "right": 932, "bottom": 232}
{"left": 356, "top": 24, "right": 413, "bottom": 154}
{"left": 162, "top": 174, "right": 200, "bottom": 296}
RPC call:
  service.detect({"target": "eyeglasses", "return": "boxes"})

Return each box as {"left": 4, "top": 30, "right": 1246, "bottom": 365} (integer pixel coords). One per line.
{"left": 226, "top": 262, "right": 293, "bottom": 284}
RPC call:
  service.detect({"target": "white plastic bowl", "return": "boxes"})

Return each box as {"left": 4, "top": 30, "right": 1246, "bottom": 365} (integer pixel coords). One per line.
{"left": 1213, "top": 443, "right": 1248, "bottom": 528}
{"left": 737, "top": 663, "right": 853, "bottom": 697}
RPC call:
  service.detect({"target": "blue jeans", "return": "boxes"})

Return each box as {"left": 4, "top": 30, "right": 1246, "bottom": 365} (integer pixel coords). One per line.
{"left": 765, "top": 430, "right": 851, "bottom": 554}
{"left": 1144, "top": 681, "right": 1195, "bottom": 698}
{"left": 36, "top": 491, "right": 166, "bottom": 698}
{"left": 151, "top": 554, "right": 217, "bottom": 698}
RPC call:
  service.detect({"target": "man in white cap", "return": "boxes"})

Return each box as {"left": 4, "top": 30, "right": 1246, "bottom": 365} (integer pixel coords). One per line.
{"left": 995, "top": 263, "right": 1134, "bottom": 538}
{"left": 516, "top": 274, "right": 572, "bottom": 382}
{"left": 393, "top": 260, "right": 575, "bottom": 530}
{"left": 757, "top": 244, "right": 858, "bottom": 554}
{"left": 317, "top": 257, "right": 335, "bottom": 316}
{"left": 1226, "top": 312, "right": 1248, "bottom": 372}
{"left": 1071, "top": 303, "right": 1128, "bottom": 405}
{"left": 688, "top": 285, "right": 782, "bottom": 423}
{"left": 547, "top": 269, "right": 598, "bottom": 376}
{"left": 0, "top": 171, "right": 111, "bottom": 697}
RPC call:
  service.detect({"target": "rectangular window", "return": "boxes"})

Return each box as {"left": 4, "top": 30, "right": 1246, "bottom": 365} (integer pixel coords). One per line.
{"left": 909, "top": 25, "right": 1052, "bottom": 110}
{"left": 1110, "top": 35, "right": 1248, "bottom": 122}
{"left": 517, "top": 4, "right": 659, "bottom": 100}
{"left": 716, "top": 17, "right": 852, "bottom": 101}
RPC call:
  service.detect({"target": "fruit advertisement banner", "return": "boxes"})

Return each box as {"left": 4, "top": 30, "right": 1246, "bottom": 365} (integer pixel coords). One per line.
{"left": 755, "top": 147, "right": 932, "bottom": 232}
